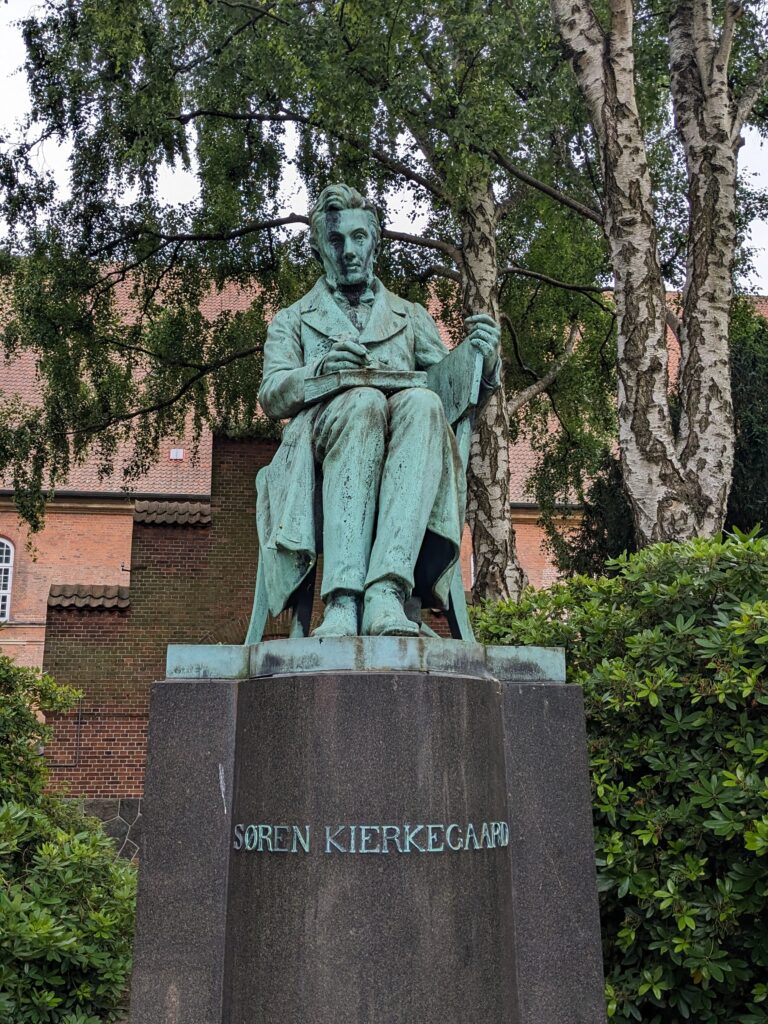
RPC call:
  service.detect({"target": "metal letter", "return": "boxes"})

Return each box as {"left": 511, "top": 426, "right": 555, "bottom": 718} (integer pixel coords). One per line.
{"left": 273, "top": 825, "right": 289, "bottom": 852}
{"left": 325, "top": 825, "right": 347, "bottom": 853}
{"left": 481, "top": 821, "right": 493, "bottom": 849}
{"left": 446, "top": 823, "right": 463, "bottom": 851}
{"left": 258, "top": 824, "right": 274, "bottom": 852}
{"left": 427, "top": 824, "right": 445, "bottom": 852}
{"left": 382, "top": 825, "right": 403, "bottom": 853}
{"left": 360, "top": 825, "right": 381, "bottom": 854}
{"left": 292, "top": 825, "right": 311, "bottom": 853}
{"left": 464, "top": 823, "right": 480, "bottom": 850}
{"left": 233, "top": 823, "right": 244, "bottom": 850}
{"left": 244, "top": 824, "right": 259, "bottom": 851}
{"left": 403, "top": 824, "right": 425, "bottom": 853}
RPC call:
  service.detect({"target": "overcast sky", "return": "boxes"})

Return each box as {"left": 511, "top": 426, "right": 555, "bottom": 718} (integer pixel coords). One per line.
{"left": 2, "top": 0, "right": 767, "bottom": 291}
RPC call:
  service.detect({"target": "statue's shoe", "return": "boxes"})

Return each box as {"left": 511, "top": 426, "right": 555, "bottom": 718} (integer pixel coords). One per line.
{"left": 362, "top": 580, "right": 420, "bottom": 637}
{"left": 312, "top": 593, "right": 359, "bottom": 637}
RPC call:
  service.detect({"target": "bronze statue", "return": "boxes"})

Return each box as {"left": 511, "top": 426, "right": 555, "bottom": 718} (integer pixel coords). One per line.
{"left": 249, "top": 184, "right": 501, "bottom": 640}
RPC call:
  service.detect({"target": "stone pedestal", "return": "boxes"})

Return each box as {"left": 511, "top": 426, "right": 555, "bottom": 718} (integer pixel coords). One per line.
{"left": 130, "top": 639, "right": 605, "bottom": 1024}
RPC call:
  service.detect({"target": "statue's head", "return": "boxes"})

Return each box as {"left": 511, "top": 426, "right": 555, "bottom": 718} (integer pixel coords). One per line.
{"left": 309, "top": 184, "right": 381, "bottom": 290}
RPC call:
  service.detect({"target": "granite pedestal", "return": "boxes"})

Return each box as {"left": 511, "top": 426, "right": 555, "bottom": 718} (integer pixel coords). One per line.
{"left": 130, "top": 638, "right": 605, "bottom": 1024}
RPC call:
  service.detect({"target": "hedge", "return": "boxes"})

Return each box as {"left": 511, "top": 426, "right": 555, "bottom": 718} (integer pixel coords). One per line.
{"left": 0, "top": 656, "right": 135, "bottom": 1024}
{"left": 474, "top": 531, "right": 768, "bottom": 1023}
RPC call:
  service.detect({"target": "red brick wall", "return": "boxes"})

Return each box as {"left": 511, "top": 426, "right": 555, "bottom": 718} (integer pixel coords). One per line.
{"left": 0, "top": 505, "right": 133, "bottom": 668}
{"left": 44, "top": 437, "right": 277, "bottom": 798}
{"left": 515, "top": 520, "right": 559, "bottom": 589}
{"left": 513, "top": 515, "right": 580, "bottom": 589}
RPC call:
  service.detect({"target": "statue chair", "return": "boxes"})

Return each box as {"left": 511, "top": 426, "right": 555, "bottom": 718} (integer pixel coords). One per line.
{"left": 245, "top": 343, "right": 484, "bottom": 644}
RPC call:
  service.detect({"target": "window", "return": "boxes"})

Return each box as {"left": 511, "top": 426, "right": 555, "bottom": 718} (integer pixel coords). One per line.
{"left": 0, "top": 539, "right": 13, "bottom": 622}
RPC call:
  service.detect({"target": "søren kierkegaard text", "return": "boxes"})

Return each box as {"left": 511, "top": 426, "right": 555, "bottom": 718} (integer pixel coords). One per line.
{"left": 232, "top": 821, "right": 510, "bottom": 855}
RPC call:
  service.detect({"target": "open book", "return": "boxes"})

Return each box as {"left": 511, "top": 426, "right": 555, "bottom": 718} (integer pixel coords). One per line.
{"left": 305, "top": 368, "right": 427, "bottom": 404}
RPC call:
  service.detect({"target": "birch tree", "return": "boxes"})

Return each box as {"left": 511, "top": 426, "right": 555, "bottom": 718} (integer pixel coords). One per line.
{"left": 546, "top": 0, "right": 768, "bottom": 543}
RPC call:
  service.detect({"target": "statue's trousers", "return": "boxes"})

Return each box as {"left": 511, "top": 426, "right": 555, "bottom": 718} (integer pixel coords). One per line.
{"left": 313, "top": 385, "right": 463, "bottom": 598}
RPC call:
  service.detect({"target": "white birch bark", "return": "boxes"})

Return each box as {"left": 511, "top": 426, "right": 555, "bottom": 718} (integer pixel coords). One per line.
{"left": 668, "top": 0, "right": 736, "bottom": 535}
{"left": 459, "top": 179, "right": 528, "bottom": 601}
{"left": 550, "top": 0, "right": 738, "bottom": 543}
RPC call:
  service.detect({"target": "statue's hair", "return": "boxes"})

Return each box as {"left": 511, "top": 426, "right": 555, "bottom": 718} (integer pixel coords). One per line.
{"left": 309, "top": 184, "right": 381, "bottom": 259}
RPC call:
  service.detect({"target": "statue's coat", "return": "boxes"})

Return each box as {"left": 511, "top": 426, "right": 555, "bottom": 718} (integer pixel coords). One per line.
{"left": 256, "top": 277, "right": 496, "bottom": 617}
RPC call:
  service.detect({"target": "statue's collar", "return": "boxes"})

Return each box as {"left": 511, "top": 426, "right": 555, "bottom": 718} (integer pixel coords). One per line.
{"left": 327, "top": 279, "right": 377, "bottom": 307}
{"left": 299, "top": 277, "right": 409, "bottom": 344}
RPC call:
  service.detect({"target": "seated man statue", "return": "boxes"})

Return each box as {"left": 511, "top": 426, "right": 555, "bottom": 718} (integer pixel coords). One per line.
{"left": 256, "top": 183, "right": 501, "bottom": 638}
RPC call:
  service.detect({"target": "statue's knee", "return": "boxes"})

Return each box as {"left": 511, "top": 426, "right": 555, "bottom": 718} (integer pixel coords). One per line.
{"left": 395, "top": 387, "right": 445, "bottom": 422}
{"left": 345, "top": 386, "right": 388, "bottom": 425}
{"left": 323, "top": 388, "right": 388, "bottom": 453}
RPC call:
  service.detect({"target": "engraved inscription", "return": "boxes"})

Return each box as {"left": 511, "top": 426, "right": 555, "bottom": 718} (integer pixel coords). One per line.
{"left": 233, "top": 821, "right": 509, "bottom": 854}
{"left": 233, "top": 823, "right": 311, "bottom": 854}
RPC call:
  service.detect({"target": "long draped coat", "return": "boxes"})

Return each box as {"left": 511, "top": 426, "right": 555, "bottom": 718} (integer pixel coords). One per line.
{"left": 255, "top": 276, "right": 497, "bottom": 617}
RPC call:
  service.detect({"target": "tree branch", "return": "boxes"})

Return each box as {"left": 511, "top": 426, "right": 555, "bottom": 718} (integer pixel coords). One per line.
{"left": 381, "top": 229, "right": 461, "bottom": 262}
{"left": 89, "top": 335, "right": 219, "bottom": 370}
{"left": 174, "top": 108, "right": 294, "bottom": 124}
{"left": 171, "top": 6, "right": 283, "bottom": 76}
{"left": 550, "top": 0, "right": 608, "bottom": 129}
{"left": 712, "top": 0, "right": 740, "bottom": 84}
{"left": 142, "top": 214, "right": 309, "bottom": 243}
{"left": 733, "top": 57, "right": 768, "bottom": 135}
{"left": 93, "top": 242, "right": 172, "bottom": 291}
{"left": 501, "top": 263, "right": 615, "bottom": 315}
{"left": 409, "top": 264, "right": 461, "bottom": 284}
{"left": 608, "top": 0, "right": 634, "bottom": 52}
{"left": 64, "top": 344, "right": 264, "bottom": 439}
{"left": 118, "top": 214, "right": 459, "bottom": 265}
{"left": 502, "top": 312, "right": 538, "bottom": 380}
{"left": 490, "top": 148, "right": 604, "bottom": 226}
{"left": 502, "top": 263, "right": 602, "bottom": 294}
{"left": 690, "top": 0, "right": 717, "bottom": 90}
{"left": 665, "top": 306, "right": 682, "bottom": 341}
{"left": 507, "top": 322, "right": 579, "bottom": 416}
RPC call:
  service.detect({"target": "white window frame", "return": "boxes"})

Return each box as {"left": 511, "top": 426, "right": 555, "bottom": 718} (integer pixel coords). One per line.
{"left": 0, "top": 538, "right": 14, "bottom": 623}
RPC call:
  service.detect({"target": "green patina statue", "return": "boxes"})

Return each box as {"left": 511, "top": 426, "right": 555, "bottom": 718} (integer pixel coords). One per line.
{"left": 252, "top": 184, "right": 500, "bottom": 639}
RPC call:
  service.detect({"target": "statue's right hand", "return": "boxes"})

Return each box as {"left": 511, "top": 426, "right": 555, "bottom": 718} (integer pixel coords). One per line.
{"left": 320, "top": 336, "right": 370, "bottom": 373}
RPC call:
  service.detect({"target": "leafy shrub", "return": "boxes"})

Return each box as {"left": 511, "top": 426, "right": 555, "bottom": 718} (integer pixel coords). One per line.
{"left": 0, "top": 656, "right": 136, "bottom": 1023}
{"left": 0, "top": 659, "right": 79, "bottom": 806}
{"left": 474, "top": 532, "right": 768, "bottom": 1023}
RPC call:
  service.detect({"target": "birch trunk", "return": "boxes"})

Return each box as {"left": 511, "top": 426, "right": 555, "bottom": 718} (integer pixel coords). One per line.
{"left": 550, "top": 0, "right": 736, "bottom": 544}
{"left": 668, "top": 0, "right": 736, "bottom": 535}
{"left": 459, "top": 179, "right": 528, "bottom": 602}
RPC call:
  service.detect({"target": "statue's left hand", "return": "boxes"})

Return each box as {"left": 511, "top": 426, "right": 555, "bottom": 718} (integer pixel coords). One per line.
{"left": 465, "top": 314, "right": 501, "bottom": 377}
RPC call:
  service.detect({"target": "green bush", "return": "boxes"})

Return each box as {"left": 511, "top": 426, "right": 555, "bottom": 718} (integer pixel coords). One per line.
{"left": 0, "top": 659, "right": 79, "bottom": 806}
{"left": 0, "top": 656, "right": 136, "bottom": 1024}
{"left": 474, "top": 532, "right": 768, "bottom": 1024}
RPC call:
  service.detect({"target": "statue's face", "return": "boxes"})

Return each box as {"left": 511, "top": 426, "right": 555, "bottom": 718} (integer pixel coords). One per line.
{"left": 321, "top": 208, "right": 377, "bottom": 288}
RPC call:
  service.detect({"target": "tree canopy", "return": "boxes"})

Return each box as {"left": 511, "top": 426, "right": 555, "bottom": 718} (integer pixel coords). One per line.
{"left": 1, "top": 0, "right": 767, "bottom": 591}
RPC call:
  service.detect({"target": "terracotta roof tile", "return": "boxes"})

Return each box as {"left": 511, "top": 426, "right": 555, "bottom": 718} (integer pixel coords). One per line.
{"left": 0, "top": 362, "right": 213, "bottom": 497}
{"left": 0, "top": 281, "right": 262, "bottom": 499}
{"left": 58, "top": 431, "right": 213, "bottom": 497}
{"left": 48, "top": 584, "right": 131, "bottom": 609}
{"left": 133, "top": 500, "right": 211, "bottom": 525}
